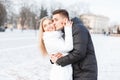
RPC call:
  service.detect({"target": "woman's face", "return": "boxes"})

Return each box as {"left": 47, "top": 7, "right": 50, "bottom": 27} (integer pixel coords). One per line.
{"left": 42, "top": 19, "right": 56, "bottom": 32}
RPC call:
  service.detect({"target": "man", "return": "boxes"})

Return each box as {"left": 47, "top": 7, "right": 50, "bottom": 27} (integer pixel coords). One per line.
{"left": 51, "top": 9, "right": 98, "bottom": 80}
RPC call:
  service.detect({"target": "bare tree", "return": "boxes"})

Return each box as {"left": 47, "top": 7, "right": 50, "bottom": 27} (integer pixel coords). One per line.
{"left": 20, "top": 7, "right": 26, "bottom": 30}
{"left": 0, "top": 2, "right": 7, "bottom": 27}
{"left": 19, "top": 5, "right": 37, "bottom": 30}
{"left": 1, "top": 0, "right": 18, "bottom": 29}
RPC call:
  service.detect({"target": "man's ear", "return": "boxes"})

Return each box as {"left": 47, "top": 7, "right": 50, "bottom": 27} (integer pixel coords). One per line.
{"left": 64, "top": 18, "right": 68, "bottom": 25}
{"left": 65, "top": 18, "right": 68, "bottom": 22}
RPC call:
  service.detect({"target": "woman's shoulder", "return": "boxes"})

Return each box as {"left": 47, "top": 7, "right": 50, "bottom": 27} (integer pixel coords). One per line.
{"left": 43, "top": 31, "right": 63, "bottom": 40}
{"left": 43, "top": 31, "right": 62, "bottom": 35}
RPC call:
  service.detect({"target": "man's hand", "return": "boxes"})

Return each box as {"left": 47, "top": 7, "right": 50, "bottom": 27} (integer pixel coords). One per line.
{"left": 50, "top": 53, "right": 63, "bottom": 63}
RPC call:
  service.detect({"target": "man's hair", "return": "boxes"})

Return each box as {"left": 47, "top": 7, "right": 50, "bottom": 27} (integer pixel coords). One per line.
{"left": 52, "top": 9, "right": 69, "bottom": 20}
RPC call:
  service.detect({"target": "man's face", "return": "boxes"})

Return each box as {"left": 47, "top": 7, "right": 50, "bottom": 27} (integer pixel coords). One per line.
{"left": 52, "top": 14, "right": 66, "bottom": 30}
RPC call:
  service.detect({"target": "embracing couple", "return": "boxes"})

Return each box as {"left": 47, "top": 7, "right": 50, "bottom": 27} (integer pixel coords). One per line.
{"left": 39, "top": 9, "right": 98, "bottom": 80}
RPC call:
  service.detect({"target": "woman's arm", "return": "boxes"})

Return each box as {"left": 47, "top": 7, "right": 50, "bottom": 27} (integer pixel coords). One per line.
{"left": 61, "top": 21, "right": 73, "bottom": 52}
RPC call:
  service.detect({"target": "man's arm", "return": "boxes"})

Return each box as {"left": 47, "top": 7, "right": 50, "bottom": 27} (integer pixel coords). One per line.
{"left": 56, "top": 25, "right": 89, "bottom": 67}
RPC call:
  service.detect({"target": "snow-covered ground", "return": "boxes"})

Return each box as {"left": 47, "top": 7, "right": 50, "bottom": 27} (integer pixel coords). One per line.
{"left": 92, "top": 34, "right": 120, "bottom": 80}
{"left": 0, "top": 29, "right": 120, "bottom": 80}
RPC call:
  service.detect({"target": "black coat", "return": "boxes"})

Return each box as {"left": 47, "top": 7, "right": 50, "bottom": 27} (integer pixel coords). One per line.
{"left": 56, "top": 17, "right": 98, "bottom": 80}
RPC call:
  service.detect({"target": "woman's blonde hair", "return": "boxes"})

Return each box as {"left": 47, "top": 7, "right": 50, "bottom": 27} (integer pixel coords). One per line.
{"left": 38, "top": 17, "right": 51, "bottom": 56}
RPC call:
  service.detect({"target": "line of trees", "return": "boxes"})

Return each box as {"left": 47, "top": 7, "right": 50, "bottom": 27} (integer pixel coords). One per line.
{"left": 0, "top": 1, "right": 48, "bottom": 29}
{"left": 0, "top": 0, "right": 89, "bottom": 30}
{"left": 19, "top": 5, "right": 48, "bottom": 30}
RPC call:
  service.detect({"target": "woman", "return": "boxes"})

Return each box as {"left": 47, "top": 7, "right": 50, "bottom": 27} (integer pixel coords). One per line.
{"left": 39, "top": 17, "right": 73, "bottom": 80}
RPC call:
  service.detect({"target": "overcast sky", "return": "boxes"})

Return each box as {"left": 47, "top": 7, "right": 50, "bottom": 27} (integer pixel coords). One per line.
{"left": 11, "top": 0, "right": 120, "bottom": 23}
{"left": 57, "top": 0, "right": 120, "bottom": 23}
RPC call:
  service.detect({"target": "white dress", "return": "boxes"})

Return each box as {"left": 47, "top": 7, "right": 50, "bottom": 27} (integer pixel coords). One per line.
{"left": 43, "top": 27, "right": 73, "bottom": 80}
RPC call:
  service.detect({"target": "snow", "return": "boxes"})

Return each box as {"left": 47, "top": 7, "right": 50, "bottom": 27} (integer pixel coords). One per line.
{"left": 0, "top": 30, "right": 120, "bottom": 80}
{"left": 92, "top": 34, "right": 120, "bottom": 80}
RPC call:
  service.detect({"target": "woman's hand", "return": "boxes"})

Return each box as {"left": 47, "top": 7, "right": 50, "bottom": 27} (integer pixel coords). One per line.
{"left": 50, "top": 53, "right": 63, "bottom": 63}
{"left": 65, "top": 20, "right": 73, "bottom": 27}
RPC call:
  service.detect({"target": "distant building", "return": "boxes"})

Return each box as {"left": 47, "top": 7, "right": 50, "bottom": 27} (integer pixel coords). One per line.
{"left": 80, "top": 14, "right": 109, "bottom": 33}
{"left": 110, "top": 25, "right": 120, "bottom": 34}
